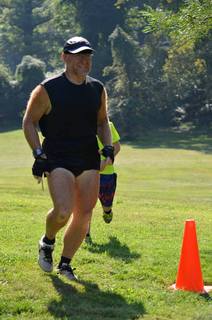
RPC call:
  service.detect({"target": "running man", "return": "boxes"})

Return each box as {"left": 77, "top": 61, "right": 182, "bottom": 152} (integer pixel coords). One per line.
{"left": 22, "top": 36, "right": 114, "bottom": 280}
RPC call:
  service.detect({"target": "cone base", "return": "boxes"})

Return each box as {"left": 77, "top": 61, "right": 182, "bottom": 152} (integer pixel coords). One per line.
{"left": 169, "top": 283, "right": 212, "bottom": 294}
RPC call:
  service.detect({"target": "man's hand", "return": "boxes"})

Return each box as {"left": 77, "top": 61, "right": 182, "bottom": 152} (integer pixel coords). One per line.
{"left": 32, "top": 151, "right": 49, "bottom": 183}
{"left": 101, "top": 145, "right": 114, "bottom": 163}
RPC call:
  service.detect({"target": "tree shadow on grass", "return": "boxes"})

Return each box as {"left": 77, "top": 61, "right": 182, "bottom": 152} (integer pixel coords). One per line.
{"left": 86, "top": 236, "right": 140, "bottom": 262}
{"left": 48, "top": 275, "right": 145, "bottom": 320}
{"left": 0, "top": 122, "right": 21, "bottom": 133}
{"left": 124, "top": 129, "right": 212, "bottom": 154}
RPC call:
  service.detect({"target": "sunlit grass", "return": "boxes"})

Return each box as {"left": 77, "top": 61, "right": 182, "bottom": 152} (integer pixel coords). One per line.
{"left": 0, "top": 129, "right": 212, "bottom": 319}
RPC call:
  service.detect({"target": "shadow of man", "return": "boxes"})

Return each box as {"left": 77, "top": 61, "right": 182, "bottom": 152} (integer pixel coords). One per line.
{"left": 85, "top": 236, "right": 140, "bottom": 262}
{"left": 48, "top": 274, "right": 145, "bottom": 320}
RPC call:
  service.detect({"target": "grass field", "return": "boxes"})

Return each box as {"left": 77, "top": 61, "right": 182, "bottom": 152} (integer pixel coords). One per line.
{"left": 0, "top": 129, "right": 212, "bottom": 320}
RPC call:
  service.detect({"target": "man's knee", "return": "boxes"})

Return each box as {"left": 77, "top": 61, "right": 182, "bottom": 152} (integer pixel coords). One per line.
{"left": 54, "top": 207, "right": 71, "bottom": 224}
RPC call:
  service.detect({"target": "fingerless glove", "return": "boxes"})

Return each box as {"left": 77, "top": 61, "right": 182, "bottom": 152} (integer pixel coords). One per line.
{"left": 101, "top": 145, "right": 114, "bottom": 163}
{"left": 32, "top": 151, "right": 48, "bottom": 177}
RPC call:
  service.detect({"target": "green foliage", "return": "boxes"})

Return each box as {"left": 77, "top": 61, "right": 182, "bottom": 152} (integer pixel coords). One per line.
{"left": 0, "top": 64, "right": 14, "bottom": 123}
{"left": 106, "top": 26, "right": 173, "bottom": 136}
{"left": 34, "top": 0, "right": 80, "bottom": 69}
{"left": 117, "top": 0, "right": 184, "bottom": 36}
{"left": 0, "top": 0, "right": 211, "bottom": 133}
{"left": 0, "top": 0, "right": 80, "bottom": 125}
{"left": 104, "top": 26, "right": 144, "bottom": 137}
{"left": 14, "top": 55, "right": 46, "bottom": 118}
{"left": 0, "top": 63, "right": 11, "bottom": 83}
{"left": 0, "top": 0, "right": 79, "bottom": 71}
{"left": 162, "top": 41, "right": 212, "bottom": 125}
{"left": 121, "top": 0, "right": 212, "bottom": 132}
{"left": 141, "top": 0, "right": 212, "bottom": 46}
{"left": 15, "top": 55, "right": 45, "bottom": 86}
{"left": 73, "top": 0, "right": 124, "bottom": 78}
{"left": 0, "top": 0, "right": 45, "bottom": 70}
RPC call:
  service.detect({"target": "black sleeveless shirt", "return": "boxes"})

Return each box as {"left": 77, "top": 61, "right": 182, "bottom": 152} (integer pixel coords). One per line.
{"left": 39, "top": 72, "right": 103, "bottom": 167}
{"left": 39, "top": 72, "right": 103, "bottom": 140}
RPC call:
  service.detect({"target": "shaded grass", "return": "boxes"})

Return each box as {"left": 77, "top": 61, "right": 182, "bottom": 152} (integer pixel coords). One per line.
{"left": 0, "top": 129, "right": 212, "bottom": 320}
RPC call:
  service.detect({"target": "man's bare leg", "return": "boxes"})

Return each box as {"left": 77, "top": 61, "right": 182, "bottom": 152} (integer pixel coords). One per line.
{"left": 46, "top": 168, "right": 76, "bottom": 238}
{"left": 62, "top": 170, "right": 99, "bottom": 259}
{"left": 38, "top": 168, "right": 75, "bottom": 272}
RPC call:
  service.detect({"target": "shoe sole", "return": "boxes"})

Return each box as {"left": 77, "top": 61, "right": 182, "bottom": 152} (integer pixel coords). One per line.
{"left": 103, "top": 218, "right": 112, "bottom": 223}
{"left": 57, "top": 270, "right": 78, "bottom": 281}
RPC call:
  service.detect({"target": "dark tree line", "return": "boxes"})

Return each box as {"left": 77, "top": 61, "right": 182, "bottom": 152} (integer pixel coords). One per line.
{"left": 0, "top": 0, "right": 211, "bottom": 137}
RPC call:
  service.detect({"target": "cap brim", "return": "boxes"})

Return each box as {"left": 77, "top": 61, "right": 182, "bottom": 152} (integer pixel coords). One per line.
{"left": 66, "top": 46, "right": 94, "bottom": 54}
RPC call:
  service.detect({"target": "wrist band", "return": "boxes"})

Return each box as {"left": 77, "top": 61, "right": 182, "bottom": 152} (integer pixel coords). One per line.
{"left": 33, "top": 147, "right": 43, "bottom": 159}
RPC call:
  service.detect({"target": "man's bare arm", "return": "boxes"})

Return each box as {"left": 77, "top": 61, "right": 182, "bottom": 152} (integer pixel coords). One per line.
{"left": 22, "top": 85, "right": 51, "bottom": 151}
{"left": 97, "top": 87, "right": 112, "bottom": 147}
{"left": 114, "top": 141, "right": 121, "bottom": 157}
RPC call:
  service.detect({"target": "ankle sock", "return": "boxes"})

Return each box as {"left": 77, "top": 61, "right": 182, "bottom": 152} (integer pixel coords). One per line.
{"left": 58, "top": 256, "right": 71, "bottom": 268}
{"left": 43, "top": 235, "right": 55, "bottom": 245}
{"left": 104, "top": 210, "right": 111, "bottom": 214}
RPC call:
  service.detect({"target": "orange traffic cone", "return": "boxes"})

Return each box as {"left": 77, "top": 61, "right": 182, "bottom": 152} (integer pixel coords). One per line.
{"left": 170, "top": 219, "right": 212, "bottom": 293}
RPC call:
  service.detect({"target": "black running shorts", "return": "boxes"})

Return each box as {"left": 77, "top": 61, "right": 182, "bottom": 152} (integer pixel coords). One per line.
{"left": 42, "top": 137, "right": 100, "bottom": 177}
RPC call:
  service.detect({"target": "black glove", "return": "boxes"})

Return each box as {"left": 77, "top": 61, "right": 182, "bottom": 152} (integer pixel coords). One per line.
{"left": 32, "top": 153, "right": 49, "bottom": 178}
{"left": 101, "top": 145, "right": 114, "bottom": 163}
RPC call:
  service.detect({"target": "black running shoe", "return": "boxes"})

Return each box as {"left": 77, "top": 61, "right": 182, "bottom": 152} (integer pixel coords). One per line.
{"left": 57, "top": 263, "right": 78, "bottom": 281}
{"left": 38, "top": 236, "right": 54, "bottom": 272}
{"left": 103, "top": 210, "right": 113, "bottom": 223}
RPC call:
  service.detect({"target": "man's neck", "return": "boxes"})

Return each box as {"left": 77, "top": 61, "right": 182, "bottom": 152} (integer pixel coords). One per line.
{"left": 65, "top": 70, "right": 86, "bottom": 85}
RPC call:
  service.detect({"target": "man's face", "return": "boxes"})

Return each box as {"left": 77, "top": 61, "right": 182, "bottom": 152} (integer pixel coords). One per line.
{"left": 65, "top": 52, "right": 93, "bottom": 76}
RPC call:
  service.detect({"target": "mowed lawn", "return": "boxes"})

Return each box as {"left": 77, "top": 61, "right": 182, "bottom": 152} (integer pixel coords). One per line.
{"left": 0, "top": 129, "right": 212, "bottom": 320}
